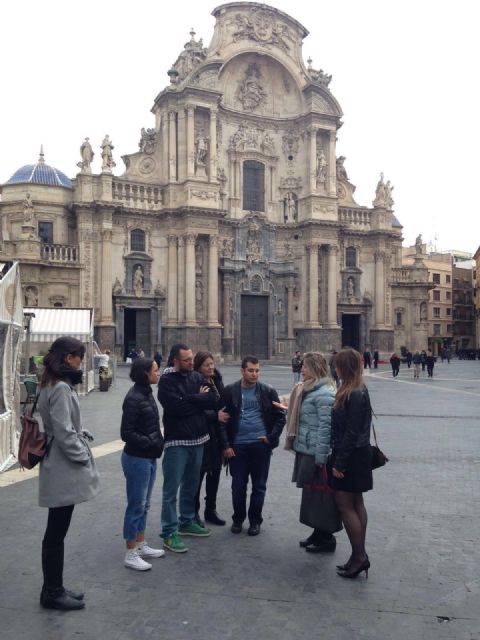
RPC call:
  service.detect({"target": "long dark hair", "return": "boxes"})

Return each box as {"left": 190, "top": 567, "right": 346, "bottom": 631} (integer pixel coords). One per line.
{"left": 333, "top": 348, "right": 364, "bottom": 409}
{"left": 40, "top": 336, "right": 86, "bottom": 387}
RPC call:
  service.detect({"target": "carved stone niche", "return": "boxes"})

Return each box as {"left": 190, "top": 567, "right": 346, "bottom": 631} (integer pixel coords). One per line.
{"left": 49, "top": 294, "right": 67, "bottom": 308}
{"left": 123, "top": 253, "right": 153, "bottom": 296}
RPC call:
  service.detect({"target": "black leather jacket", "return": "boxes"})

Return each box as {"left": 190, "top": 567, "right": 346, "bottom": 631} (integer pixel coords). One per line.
{"left": 331, "top": 386, "right": 371, "bottom": 472}
{"left": 157, "top": 370, "right": 218, "bottom": 442}
{"left": 220, "top": 380, "right": 286, "bottom": 449}
{"left": 121, "top": 383, "right": 164, "bottom": 458}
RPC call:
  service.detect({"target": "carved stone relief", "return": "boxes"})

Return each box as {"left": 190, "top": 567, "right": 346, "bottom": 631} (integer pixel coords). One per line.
{"left": 24, "top": 285, "right": 38, "bottom": 307}
{"left": 282, "top": 129, "right": 299, "bottom": 156}
{"left": 237, "top": 63, "right": 267, "bottom": 112}
{"left": 231, "top": 8, "right": 293, "bottom": 51}
{"left": 138, "top": 128, "right": 157, "bottom": 154}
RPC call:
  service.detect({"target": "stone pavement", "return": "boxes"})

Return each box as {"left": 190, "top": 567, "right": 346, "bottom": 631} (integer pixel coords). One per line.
{"left": 1, "top": 360, "right": 479, "bottom": 640}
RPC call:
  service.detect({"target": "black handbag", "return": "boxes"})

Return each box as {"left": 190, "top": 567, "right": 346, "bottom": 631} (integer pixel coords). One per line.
{"left": 371, "top": 423, "right": 388, "bottom": 470}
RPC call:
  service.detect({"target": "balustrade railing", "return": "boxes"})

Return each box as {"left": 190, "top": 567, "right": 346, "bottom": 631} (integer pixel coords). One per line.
{"left": 338, "top": 207, "right": 371, "bottom": 226}
{"left": 41, "top": 244, "right": 79, "bottom": 264}
{"left": 112, "top": 180, "right": 162, "bottom": 210}
{"left": 390, "top": 267, "right": 412, "bottom": 282}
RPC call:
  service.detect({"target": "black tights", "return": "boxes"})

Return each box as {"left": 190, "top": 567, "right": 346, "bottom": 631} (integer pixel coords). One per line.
{"left": 42, "top": 505, "right": 74, "bottom": 594}
{"left": 335, "top": 491, "right": 367, "bottom": 565}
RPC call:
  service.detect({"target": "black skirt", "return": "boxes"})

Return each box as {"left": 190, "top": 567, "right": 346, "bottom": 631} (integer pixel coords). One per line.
{"left": 328, "top": 445, "right": 373, "bottom": 493}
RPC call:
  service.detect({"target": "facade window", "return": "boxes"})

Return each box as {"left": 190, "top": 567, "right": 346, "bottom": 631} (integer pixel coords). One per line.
{"left": 432, "top": 273, "right": 440, "bottom": 284}
{"left": 446, "top": 274, "right": 451, "bottom": 283}
{"left": 38, "top": 221, "right": 53, "bottom": 244}
{"left": 53, "top": 302, "right": 63, "bottom": 308}
{"left": 243, "top": 161, "right": 265, "bottom": 212}
{"left": 446, "top": 307, "right": 451, "bottom": 316}
{"left": 433, "top": 324, "right": 441, "bottom": 336}
{"left": 433, "top": 307, "right": 440, "bottom": 318}
{"left": 447, "top": 324, "right": 453, "bottom": 333}
{"left": 345, "top": 246, "right": 357, "bottom": 268}
{"left": 131, "top": 229, "right": 146, "bottom": 252}
{"left": 433, "top": 290, "right": 440, "bottom": 301}
{"left": 446, "top": 291, "right": 451, "bottom": 300}
{"left": 396, "top": 312, "right": 402, "bottom": 326}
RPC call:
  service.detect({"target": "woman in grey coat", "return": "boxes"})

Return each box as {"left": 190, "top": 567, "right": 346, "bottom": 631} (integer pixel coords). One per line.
{"left": 37, "top": 337, "right": 99, "bottom": 611}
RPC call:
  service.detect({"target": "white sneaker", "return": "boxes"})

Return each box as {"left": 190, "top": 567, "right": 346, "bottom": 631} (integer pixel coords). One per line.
{"left": 124, "top": 549, "right": 152, "bottom": 571}
{"left": 136, "top": 541, "right": 165, "bottom": 558}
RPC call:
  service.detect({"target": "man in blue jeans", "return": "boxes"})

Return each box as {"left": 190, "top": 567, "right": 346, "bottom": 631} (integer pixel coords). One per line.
{"left": 157, "top": 343, "right": 218, "bottom": 552}
{"left": 221, "top": 356, "right": 286, "bottom": 536}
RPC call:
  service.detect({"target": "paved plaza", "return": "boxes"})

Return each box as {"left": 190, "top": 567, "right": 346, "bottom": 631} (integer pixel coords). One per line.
{"left": 1, "top": 359, "right": 479, "bottom": 640}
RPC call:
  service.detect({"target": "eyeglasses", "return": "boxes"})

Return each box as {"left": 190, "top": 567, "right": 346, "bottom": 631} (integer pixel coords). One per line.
{"left": 178, "top": 357, "right": 193, "bottom": 363}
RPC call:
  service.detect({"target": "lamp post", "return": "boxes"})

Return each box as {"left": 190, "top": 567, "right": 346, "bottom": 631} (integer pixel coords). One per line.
{"left": 23, "top": 312, "right": 35, "bottom": 375}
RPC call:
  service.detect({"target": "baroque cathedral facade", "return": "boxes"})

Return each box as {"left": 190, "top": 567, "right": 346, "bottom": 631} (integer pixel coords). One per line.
{"left": 0, "top": 2, "right": 430, "bottom": 360}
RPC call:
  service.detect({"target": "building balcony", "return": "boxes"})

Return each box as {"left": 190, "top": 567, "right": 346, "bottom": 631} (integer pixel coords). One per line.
{"left": 41, "top": 243, "right": 80, "bottom": 264}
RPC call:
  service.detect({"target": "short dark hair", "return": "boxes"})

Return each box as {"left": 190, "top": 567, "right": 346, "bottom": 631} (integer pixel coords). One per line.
{"left": 129, "top": 357, "right": 155, "bottom": 384}
{"left": 241, "top": 355, "right": 259, "bottom": 369}
{"left": 166, "top": 343, "right": 190, "bottom": 366}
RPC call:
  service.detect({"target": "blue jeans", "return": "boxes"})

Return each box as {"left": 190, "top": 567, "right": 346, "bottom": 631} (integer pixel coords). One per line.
{"left": 121, "top": 452, "right": 157, "bottom": 542}
{"left": 293, "top": 371, "right": 301, "bottom": 384}
{"left": 229, "top": 441, "right": 272, "bottom": 526}
{"left": 161, "top": 444, "right": 203, "bottom": 538}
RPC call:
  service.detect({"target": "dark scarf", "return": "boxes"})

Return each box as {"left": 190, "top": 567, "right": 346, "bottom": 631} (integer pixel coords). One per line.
{"left": 58, "top": 364, "right": 83, "bottom": 386}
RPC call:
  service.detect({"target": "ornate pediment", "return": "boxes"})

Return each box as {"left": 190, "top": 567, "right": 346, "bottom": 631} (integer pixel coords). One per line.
{"left": 229, "top": 125, "right": 276, "bottom": 155}
{"left": 232, "top": 7, "right": 293, "bottom": 52}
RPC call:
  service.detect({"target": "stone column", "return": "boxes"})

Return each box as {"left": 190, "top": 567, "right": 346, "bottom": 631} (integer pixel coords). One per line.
{"left": 207, "top": 235, "right": 219, "bottom": 324}
{"left": 309, "top": 127, "right": 318, "bottom": 193}
{"left": 328, "top": 130, "right": 337, "bottom": 196}
{"left": 327, "top": 245, "right": 338, "bottom": 326}
{"left": 375, "top": 251, "right": 385, "bottom": 326}
{"left": 223, "top": 278, "right": 231, "bottom": 338}
{"left": 100, "top": 226, "right": 113, "bottom": 323}
{"left": 186, "top": 106, "right": 195, "bottom": 178}
{"left": 168, "top": 111, "right": 177, "bottom": 182}
{"left": 287, "top": 285, "right": 294, "bottom": 339}
{"left": 209, "top": 109, "right": 217, "bottom": 182}
{"left": 167, "top": 235, "right": 178, "bottom": 323}
{"left": 307, "top": 242, "right": 319, "bottom": 325}
{"left": 177, "top": 236, "right": 185, "bottom": 322}
{"left": 185, "top": 233, "right": 197, "bottom": 324}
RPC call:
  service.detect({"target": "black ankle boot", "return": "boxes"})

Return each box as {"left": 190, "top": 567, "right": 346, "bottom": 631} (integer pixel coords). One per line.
{"left": 204, "top": 510, "right": 226, "bottom": 526}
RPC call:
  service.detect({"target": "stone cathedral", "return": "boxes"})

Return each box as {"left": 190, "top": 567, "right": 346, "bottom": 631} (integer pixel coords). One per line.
{"left": 0, "top": 2, "right": 431, "bottom": 360}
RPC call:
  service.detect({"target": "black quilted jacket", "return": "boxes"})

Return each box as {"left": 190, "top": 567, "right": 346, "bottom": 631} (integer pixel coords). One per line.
{"left": 121, "top": 383, "right": 164, "bottom": 458}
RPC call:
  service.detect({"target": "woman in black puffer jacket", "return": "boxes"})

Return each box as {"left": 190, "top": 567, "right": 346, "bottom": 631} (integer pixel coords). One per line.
{"left": 193, "top": 351, "right": 228, "bottom": 526}
{"left": 121, "top": 358, "right": 165, "bottom": 571}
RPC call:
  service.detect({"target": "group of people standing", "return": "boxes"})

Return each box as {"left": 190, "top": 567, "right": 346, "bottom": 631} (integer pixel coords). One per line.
{"left": 34, "top": 338, "right": 375, "bottom": 611}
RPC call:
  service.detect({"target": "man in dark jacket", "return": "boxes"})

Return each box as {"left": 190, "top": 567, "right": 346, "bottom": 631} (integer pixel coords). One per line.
{"left": 291, "top": 351, "right": 303, "bottom": 384}
{"left": 221, "top": 356, "right": 286, "bottom": 536}
{"left": 157, "top": 344, "right": 218, "bottom": 553}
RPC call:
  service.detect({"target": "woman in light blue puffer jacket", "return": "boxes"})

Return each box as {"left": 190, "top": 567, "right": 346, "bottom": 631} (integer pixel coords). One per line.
{"left": 278, "top": 352, "right": 341, "bottom": 553}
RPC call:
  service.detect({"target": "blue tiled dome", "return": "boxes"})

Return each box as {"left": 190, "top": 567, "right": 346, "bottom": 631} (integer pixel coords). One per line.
{"left": 6, "top": 149, "right": 72, "bottom": 188}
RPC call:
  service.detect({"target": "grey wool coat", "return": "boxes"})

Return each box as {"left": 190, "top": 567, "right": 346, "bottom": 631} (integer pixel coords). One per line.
{"left": 37, "top": 381, "right": 100, "bottom": 508}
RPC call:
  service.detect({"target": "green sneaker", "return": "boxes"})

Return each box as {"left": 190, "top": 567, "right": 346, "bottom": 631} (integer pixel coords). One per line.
{"left": 178, "top": 521, "right": 211, "bottom": 537}
{"left": 163, "top": 532, "right": 188, "bottom": 553}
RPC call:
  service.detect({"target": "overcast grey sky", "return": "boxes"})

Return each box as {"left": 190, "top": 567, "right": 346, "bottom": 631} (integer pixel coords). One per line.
{"left": 1, "top": 0, "right": 479, "bottom": 253}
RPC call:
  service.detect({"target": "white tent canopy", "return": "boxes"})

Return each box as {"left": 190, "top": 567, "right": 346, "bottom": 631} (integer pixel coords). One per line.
{"left": 24, "top": 308, "right": 93, "bottom": 342}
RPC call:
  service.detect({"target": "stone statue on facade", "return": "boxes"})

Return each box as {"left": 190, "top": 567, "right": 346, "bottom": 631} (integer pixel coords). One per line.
{"left": 138, "top": 128, "right": 156, "bottom": 154}
{"left": 373, "top": 172, "right": 386, "bottom": 207}
{"left": 22, "top": 192, "right": 34, "bottom": 223}
{"left": 77, "top": 137, "right": 94, "bottom": 172}
{"left": 24, "top": 286, "right": 38, "bottom": 307}
{"left": 415, "top": 234, "right": 423, "bottom": 254}
{"left": 238, "top": 64, "right": 267, "bottom": 112}
{"left": 100, "top": 135, "right": 116, "bottom": 171}
{"left": 221, "top": 237, "right": 234, "bottom": 258}
{"left": 336, "top": 156, "right": 349, "bottom": 181}
{"left": 133, "top": 265, "right": 144, "bottom": 298}
{"left": 284, "top": 192, "right": 297, "bottom": 223}
{"left": 347, "top": 276, "right": 355, "bottom": 301}
{"left": 112, "top": 277, "right": 123, "bottom": 295}
{"left": 316, "top": 148, "right": 327, "bottom": 187}
{"left": 385, "top": 180, "right": 394, "bottom": 209}
{"left": 195, "top": 131, "right": 208, "bottom": 168}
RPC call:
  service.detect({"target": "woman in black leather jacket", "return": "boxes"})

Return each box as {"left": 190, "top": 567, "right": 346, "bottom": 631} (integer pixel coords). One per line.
{"left": 193, "top": 351, "right": 229, "bottom": 526}
{"left": 330, "top": 348, "right": 372, "bottom": 579}
{"left": 121, "top": 358, "right": 165, "bottom": 571}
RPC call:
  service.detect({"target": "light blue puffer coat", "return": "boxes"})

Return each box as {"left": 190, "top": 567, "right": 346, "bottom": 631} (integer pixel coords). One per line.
{"left": 293, "top": 378, "right": 335, "bottom": 465}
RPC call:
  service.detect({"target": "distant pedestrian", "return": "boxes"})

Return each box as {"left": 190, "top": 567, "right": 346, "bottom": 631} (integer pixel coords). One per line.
{"left": 153, "top": 351, "right": 163, "bottom": 369}
{"left": 412, "top": 351, "right": 421, "bottom": 379}
{"left": 363, "top": 350, "right": 372, "bottom": 369}
{"left": 390, "top": 353, "right": 400, "bottom": 377}
{"left": 329, "top": 351, "right": 339, "bottom": 387}
{"left": 121, "top": 358, "right": 165, "bottom": 571}
{"left": 420, "top": 350, "right": 427, "bottom": 372}
{"left": 292, "top": 350, "right": 304, "bottom": 384}
{"left": 445, "top": 348, "right": 451, "bottom": 363}
{"left": 373, "top": 350, "right": 379, "bottom": 369}
{"left": 426, "top": 350, "right": 435, "bottom": 378}
{"left": 137, "top": 347, "right": 145, "bottom": 358}
{"left": 37, "top": 337, "right": 99, "bottom": 610}
{"left": 406, "top": 351, "right": 412, "bottom": 368}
